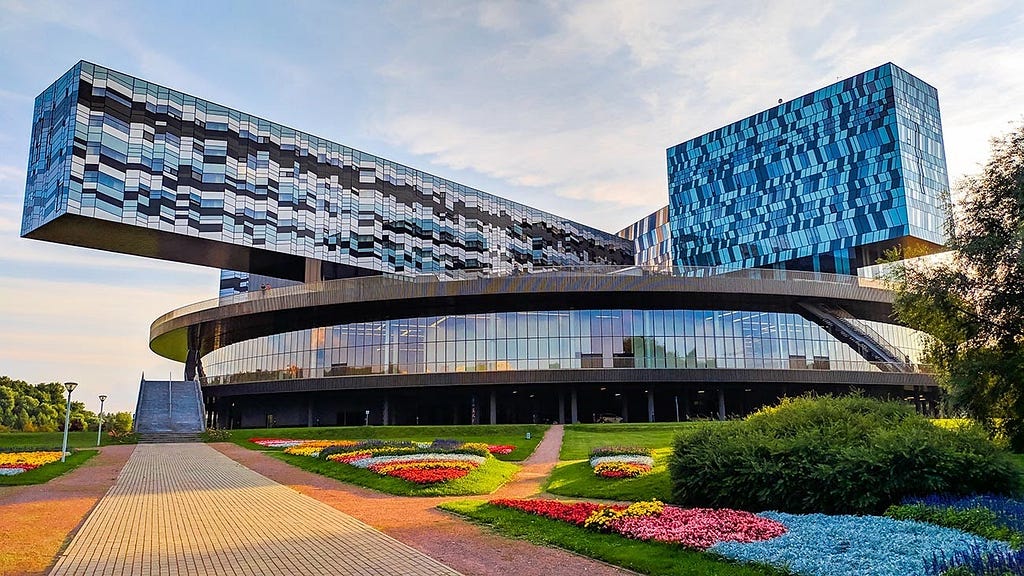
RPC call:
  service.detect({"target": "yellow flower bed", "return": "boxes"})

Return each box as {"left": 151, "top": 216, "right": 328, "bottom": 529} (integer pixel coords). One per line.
{"left": 283, "top": 440, "right": 358, "bottom": 457}
{"left": 0, "top": 451, "right": 64, "bottom": 468}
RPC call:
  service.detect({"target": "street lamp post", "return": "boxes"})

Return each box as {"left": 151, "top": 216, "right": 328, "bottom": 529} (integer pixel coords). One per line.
{"left": 96, "top": 394, "right": 107, "bottom": 447}
{"left": 61, "top": 382, "right": 78, "bottom": 462}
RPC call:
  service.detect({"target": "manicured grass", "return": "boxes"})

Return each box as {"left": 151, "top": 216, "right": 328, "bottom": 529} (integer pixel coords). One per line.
{"left": 0, "top": 450, "right": 98, "bottom": 486}
{"left": 439, "top": 500, "right": 790, "bottom": 576}
{"left": 546, "top": 448, "right": 673, "bottom": 501}
{"left": 272, "top": 452, "right": 519, "bottom": 496}
{"left": 231, "top": 424, "right": 546, "bottom": 461}
{"left": 0, "top": 431, "right": 129, "bottom": 449}
{"left": 560, "top": 422, "right": 713, "bottom": 460}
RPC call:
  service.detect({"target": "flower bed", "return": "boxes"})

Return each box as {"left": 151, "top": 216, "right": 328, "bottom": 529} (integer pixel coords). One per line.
{"left": 487, "top": 445, "right": 516, "bottom": 455}
{"left": 589, "top": 446, "right": 653, "bottom": 478}
{"left": 0, "top": 451, "right": 63, "bottom": 475}
{"left": 249, "top": 438, "right": 307, "bottom": 449}
{"left": 904, "top": 494, "right": 1024, "bottom": 532}
{"left": 323, "top": 440, "right": 488, "bottom": 484}
{"left": 711, "top": 512, "right": 1010, "bottom": 576}
{"left": 491, "top": 498, "right": 785, "bottom": 549}
{"left": 259, "top": 439, "right": 494, "bottom": 484}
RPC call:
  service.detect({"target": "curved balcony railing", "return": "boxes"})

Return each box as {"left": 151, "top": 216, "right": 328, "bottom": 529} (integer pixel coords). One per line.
{"left": 153, "top": 264, "right": 887, "bottom": 327}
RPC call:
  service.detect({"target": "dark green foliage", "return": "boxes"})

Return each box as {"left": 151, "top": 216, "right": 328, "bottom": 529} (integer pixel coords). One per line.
{"left": 888, "top": 123, "right": 1024, "bottom": 449}
{"left": 103, "top": 412, "right": 133, "bottom": 435}
{"left": 668, "top": 395, "right": 1023, "bottom": 514}
{"left": 0, "top": 376, "right": 97, "bottom": 432}
{"left": 885, "top": 504, "right": 1024, "bottom": 548}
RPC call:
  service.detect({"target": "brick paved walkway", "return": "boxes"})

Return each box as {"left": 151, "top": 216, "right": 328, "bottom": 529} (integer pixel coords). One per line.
{"left": 48, "top": 443, "right": 460, "bottom": 576}
{"left": 0, "top": 445, "right": 134, "bottom": 576}
{"left": 216, "top": 425, "right": 635, "bottom": 576}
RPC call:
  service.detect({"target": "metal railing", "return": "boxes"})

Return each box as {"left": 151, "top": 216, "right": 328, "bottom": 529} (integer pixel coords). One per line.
{"left": 152, "top": 264, "right": 887, "bottom": 327}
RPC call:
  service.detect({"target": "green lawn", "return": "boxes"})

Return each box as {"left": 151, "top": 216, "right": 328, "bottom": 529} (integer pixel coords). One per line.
{"left": 273, "top": 452, "right": 518, "bottom": 496}
{"left": 439, "top": 500, "right": 789, "bottom": 576}
{"left": 546, "top": 448, "right": 673, "bottom": 501}
{"left": 0, "top": 431, "right": 130, "bottom": 449}
{"left": 560, "top": 422, "right": 713, "bottom": 460}
{"left": 0, "top": 450, "right": 98, "bottom": 486}
{"left": 230, "top": 424, "right": 547, "bottom": 461}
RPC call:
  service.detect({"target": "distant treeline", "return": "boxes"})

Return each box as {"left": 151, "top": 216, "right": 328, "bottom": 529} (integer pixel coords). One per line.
{"left": 0, "top": 376, "right": 131, "bottom": 433}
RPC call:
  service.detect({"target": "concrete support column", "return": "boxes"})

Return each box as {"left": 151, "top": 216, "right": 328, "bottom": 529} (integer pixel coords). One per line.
{"left": 307, "top": 399, "right": 313, "bottom": 428}
{"left": 304, "top": 257, "right": 322, "bottom": 283}
{"left": 622, "top": 395, "right": 629, "bottom": 422}
{"left": 570, "top": 388, "right": 579, "bottom": 424}
{"left": 718, "top": 388, "right": 726, "bottom": 421}
{"left": 558, "top": 390, "right": 565, "bottom": 424}
{"left": 382, "top": 397, "right": 389, "bottom": 426}
{"left": 647, "top": 390, "right": 655, "bottom": 423}
{"left": 489, "top": 391, "right": 497, "bottom": 425}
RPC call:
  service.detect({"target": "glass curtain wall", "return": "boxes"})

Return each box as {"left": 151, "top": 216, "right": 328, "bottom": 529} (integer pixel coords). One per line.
{"left": 201, "top": 309, "right": 928, "bottom": 385}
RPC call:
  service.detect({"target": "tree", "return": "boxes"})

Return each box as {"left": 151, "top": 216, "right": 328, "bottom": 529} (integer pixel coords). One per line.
{"left": 888, "top": 122, "right": 1024, "bottom": 449}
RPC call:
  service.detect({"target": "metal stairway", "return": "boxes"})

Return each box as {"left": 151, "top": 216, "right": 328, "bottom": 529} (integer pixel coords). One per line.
{"left": 796, "top": 302, "right": 915, "bottom": 373}
{"left": 133, "top": 377, "right": 206, "bottom": 442}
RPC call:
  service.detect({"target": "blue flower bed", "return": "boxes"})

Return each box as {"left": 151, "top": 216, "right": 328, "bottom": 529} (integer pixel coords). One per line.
{"left": 925, "top": 544, "right": 1024, "bottom": 575}
{"left": 711, "top": 512, "right": 1010, "bottom": 576}
{"left": 905, "top": 494, "right": 1024, "bottom": 533}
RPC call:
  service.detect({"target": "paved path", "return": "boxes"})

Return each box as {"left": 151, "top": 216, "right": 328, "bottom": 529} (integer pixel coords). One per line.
{"left": 215, "top": 425, "right": 635, "bottom": 576}
{"left": 0, "top": 445, "right": 134, "bottom": 576}
{"left": 48, "top": 443, "right": 461, "bottom": 576}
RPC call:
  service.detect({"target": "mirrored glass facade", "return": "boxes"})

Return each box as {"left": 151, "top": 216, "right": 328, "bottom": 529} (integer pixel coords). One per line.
{"left": 22, "top": 61, "right": 632, "bottom": 281}
{"left": 618, "top": 206, "right": 672, "bottom": 267}
{"left": 201, "top": 309, "right": 927, "bottom": 385}
{"left": 667, "top": 62, "right": 948, "bottom": 274}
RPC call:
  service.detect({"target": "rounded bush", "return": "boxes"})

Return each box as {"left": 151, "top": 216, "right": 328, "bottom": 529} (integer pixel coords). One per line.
{"left": 668, "top": 395, "right": 1023, "bottom": 514}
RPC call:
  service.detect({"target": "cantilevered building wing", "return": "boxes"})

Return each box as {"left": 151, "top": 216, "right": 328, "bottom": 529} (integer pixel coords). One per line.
{"left": 667, "top": 63, "right": 949, "bottom": 274}
{"left": 22, "top": 61, "right": 632, "bottom": 285}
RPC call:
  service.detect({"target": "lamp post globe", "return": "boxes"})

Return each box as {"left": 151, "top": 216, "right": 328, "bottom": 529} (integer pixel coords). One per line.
{"left": 61, "top": 382, "right": 78, "bottom": 462}
{"left": 96, "top": 394, "right": 108, "bottom": 447}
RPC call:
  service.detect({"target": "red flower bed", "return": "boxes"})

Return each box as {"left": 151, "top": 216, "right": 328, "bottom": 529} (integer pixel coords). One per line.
{"left": 612, "top": 507, "right": 786, "bottom": 548}
{"left": 491, "top": 498, "right": 622, "bottom": 526}
{"left": 490, "top": 498, "right": 786, "bottom": 550}
{"left": 488, "top": 445, "right": 515, "bottom": 455}
{"left": 387, "top": 467, "right": 471, "bottom": 483}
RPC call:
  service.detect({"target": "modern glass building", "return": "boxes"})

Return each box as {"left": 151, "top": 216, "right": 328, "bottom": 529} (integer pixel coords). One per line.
{"left": 22, "top": 61, "right": 632, "bottom": 287}
{"left": 667, "top": 62, "right": 949, "bottom": 274}
{"left": 23, "top": 61, "right": 944, "bottom": 427}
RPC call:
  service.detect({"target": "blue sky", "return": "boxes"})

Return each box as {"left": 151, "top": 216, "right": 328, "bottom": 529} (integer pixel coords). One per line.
{"left": 0, "top": 0, "right": 1022, "bottom": 412}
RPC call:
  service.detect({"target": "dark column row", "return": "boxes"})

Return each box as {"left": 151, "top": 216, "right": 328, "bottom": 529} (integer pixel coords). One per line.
{"left": 205, "top": 382, "right": 942, "bottom": 429}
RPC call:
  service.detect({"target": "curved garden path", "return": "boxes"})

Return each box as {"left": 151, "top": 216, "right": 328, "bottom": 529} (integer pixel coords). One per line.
{"left": 214, "top": 424, "right": 636, "bottom": 576}
{"left": 0, "top": 445, "right": 135, "bottom": 576}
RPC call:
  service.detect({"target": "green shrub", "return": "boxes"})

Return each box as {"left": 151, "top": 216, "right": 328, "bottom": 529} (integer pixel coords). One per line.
{"left": 668, "top": 395, "right": 1022, "bottom": 514}
{"left": 885, "top": 503, "right": 1024, "bottom": 548}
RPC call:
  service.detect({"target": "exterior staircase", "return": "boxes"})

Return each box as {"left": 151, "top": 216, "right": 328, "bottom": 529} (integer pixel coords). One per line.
{"left": 133, "top": 377, "right": 206, "bottom": 443}
{"left": 796, "top": 302, "right": 915, "bottom": 373}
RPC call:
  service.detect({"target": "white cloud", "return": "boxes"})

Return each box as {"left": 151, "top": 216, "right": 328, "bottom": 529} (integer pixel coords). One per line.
{"left": 362, "top": 0, "right": 1024, "bottom": 231}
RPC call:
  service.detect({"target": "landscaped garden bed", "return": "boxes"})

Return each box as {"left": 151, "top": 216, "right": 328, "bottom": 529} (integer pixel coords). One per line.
{"left": 446, "top": 497, "right": 1023, "bottom": 576}
{"left": 235, "top": 424, "right": 544, "bottom": 461}
{"left": 253, "top": 437, "right": 519, "bottom": 496}
{"left": 589, "top": 446, "right": 654, "bottom": 478}
{"left": 0, "top": 449, "right": 97, "bottom": 485}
